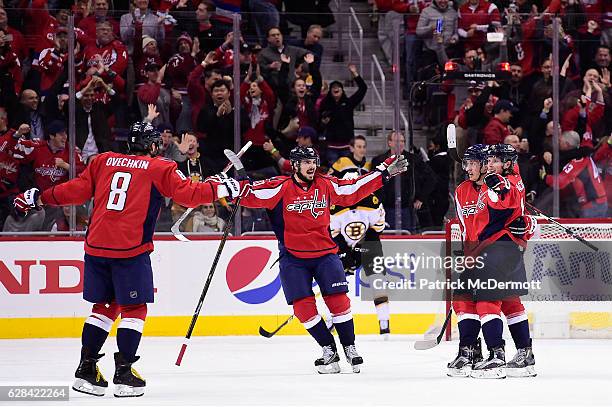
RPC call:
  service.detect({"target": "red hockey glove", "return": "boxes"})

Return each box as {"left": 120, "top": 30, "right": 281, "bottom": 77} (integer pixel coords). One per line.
{"left": 13, "top": 188, "right": 41, "bottom": 217}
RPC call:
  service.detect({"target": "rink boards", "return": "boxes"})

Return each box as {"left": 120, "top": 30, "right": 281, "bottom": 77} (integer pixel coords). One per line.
{"left": 1, "top": 236, "right": 611, "bottom": 338}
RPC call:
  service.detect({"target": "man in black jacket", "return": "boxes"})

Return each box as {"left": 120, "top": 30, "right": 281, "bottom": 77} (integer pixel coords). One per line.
{"left": 372, "top": 131, "right": 438, "bottom": 233}
{"left": 319, "top": 64, "right": 367, "bottom": 166}
{"left": 196, "top": 79, "right": 248, "bottom": 172}
{"left": 71, "top": 77, "right": 117, "bottom": 163}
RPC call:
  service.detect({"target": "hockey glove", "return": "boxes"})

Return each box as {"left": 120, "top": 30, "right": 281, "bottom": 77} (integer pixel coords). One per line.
{"left": 376, "top": 155, "right": 408, "bottom": 181}
{"left": 508, "top": 215, "right": 536, "bottom": 239}
{"left": 13, "top": 188, "right": 41, "bottom": 217}
{"left": 208, "top": 173, "right": 241, "bottom": 200}
{"left": 484, "top": 173, "right": 509, "bottom": 195}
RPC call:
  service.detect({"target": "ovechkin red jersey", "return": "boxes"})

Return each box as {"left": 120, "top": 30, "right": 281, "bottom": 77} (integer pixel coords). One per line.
{"left": 40, "top": 152, "right": 222, "bottom": 258}
{"left": 238, "top": 171, "right": 384, "bottom": 258}
{"left": 455, "top": 174, "right": 524, "bottom": 255}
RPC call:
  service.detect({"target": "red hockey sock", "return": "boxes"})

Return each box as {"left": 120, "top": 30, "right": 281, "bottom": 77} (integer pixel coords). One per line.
{"left": 293, "top": 296, "right": 334, "bottom": 347}
{"left": 324, "top": 293, "right": 354, "bottom": 346}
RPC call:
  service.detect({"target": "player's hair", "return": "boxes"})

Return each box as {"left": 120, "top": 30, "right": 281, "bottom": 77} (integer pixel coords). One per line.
{"left": 350, "top": 135, "right": 367, "bottom": 147}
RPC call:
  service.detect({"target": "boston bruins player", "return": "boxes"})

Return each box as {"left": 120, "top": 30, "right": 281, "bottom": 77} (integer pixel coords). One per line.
{"left": 329, "top": 136, "right": 390, "bottom": 337}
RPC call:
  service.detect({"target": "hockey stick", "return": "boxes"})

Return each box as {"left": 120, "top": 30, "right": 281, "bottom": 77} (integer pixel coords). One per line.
{"left": 525, "top": 203, "right": 599, "bottom": 252}
{"left": 259, "top": 292, "right": 323, "bottom": 338}
{"left": 175, "top": 149, "right": 248, "bottom": 366}
{"left": 171, "top": 141, "right": 252, "bottom": 242}
{"left": 259, "top": 315, "right": 294, "bottom": 338}
{"left": 414, "top": 306, "right": 453, "bottom": 350}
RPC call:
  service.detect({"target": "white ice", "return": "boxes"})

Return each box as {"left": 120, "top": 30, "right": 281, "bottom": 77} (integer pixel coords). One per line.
{"left": 0, "top": 336, "right": 611, "bottom": 406}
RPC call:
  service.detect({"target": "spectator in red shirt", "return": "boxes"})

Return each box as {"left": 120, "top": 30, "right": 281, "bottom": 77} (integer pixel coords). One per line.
{"left": 0, "top": 29, "right": 23, "bottom": 96}
{"left": 37, "top": 27, "right": 70, "bottom": 96}
{"left": 0, "top": 120, "right": 30, "bottom": 226}
{"left": 540, "top": 130, "right": 608, "bottom": 218}
{"left": 13, "top": 120, "right": 85, "bottom": 230}
{"left": 137, "top": 63, "right": 170, "bottom": 127}
{"left": 82, "top": 21, "right": 129, "bottom": 89}
{"left": 0, "top": 7, "right": 27, "bottom": 63}
{"left": 240, "top": 61, "right": 276, "bottom": 170}
{"left": 166, "top": 33, "right": 197, "bottom": 133}
{"left": 21, "top": 0, "right": 56, "bottom": 53}
{"left": 483, "top": 99, "right": 517, "bottom": 145}
{"left": 133, "top": 18, "right": 165, "bottom": 86}
{"left": 458, "top": 0, "right": 501, "bottom": 51}
{"left": 78, "top": 0, "right": 120, "bottom": 42}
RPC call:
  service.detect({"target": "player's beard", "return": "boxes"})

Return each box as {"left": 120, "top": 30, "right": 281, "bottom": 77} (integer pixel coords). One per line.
{"left": 295, "top": 165, "right": 315, "bottom": 183}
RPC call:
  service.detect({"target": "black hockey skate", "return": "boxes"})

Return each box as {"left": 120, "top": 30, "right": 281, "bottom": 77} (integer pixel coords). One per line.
{"left": 113, "top": 352, "right": 146, "bottom": 397}
{"left": 447, "top": 345, "right": 476, "bottom": 378}
{"left": 315, "top": 343, "right": 341, "bottom": 374}
{"left": 507, "top": 346, "right": 536, "bottom": 377}
{"left": 379, "top": 320, "right": 390, "bottom": 339}
{"left": 72, "top": 348, "right": 108, "bottom": 396}
{"left": 471, "top": 345, "right": 506, "bottom": 379}
{"left": 473, "top": 337, "right": 484, "bottom": 365}
{"left": 343, "top": 345, "right": 363, "bottom": 373}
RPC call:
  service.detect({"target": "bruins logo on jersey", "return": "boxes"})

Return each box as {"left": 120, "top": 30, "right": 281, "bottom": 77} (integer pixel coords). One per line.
{"left": 344, "top": 221, "right": 367, "bottom": 241}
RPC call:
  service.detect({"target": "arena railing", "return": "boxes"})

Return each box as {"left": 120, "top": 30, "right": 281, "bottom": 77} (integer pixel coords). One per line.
{"left": 348, "top": 7, "right": 364, "bottom": 76}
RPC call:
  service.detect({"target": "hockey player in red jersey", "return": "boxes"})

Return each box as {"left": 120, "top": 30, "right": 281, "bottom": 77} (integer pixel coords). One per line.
{"left": 13, "top": 122, "right": 240, "bottom": 397}
{"left": 236, "top": 146, "right": 407, "bottom": 373}
{"left": 486, "top": 144, "right": 536, "bottom": 377}
{"left": 449, "top": 144, "right": 527, "bottom": 379}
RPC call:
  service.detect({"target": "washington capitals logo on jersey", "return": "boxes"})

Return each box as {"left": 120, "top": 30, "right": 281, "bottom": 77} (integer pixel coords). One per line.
{"left": 286, "top": 188, "right": 327, "bottom": 218}
{"left": 461, "top": 190, "right": 487, "bottom": 217}
{"left": 36, "top": 165, "right": 67, "bottom": 183}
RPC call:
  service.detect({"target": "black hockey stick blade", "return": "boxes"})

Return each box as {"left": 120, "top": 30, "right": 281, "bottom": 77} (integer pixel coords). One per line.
{"left": 414, "top": 307, "right": 453, "bottom": 350}
{"left": 259, "top": 315, "right": 294, "bottom": 338}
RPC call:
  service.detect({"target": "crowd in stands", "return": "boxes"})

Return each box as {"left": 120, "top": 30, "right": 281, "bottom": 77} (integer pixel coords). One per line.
{"left": 0, "top": 0, "right": 609, "bottom": 234}
{"left": 377, "top": 0, "right": 610, "bottom": 219}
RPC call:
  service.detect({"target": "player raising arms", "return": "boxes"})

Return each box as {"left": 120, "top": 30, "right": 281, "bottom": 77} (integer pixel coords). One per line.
{"left": 236, "top": 146, "right": 407, "bottom": 373}
{"left": 486, "top": 144, "right": 536, "bottom": 377}
{"left": 13, "top": 122, "right": 240, "bottom": 397}
{"left": 449, "top": 144, "right": 527, "bottom": 379}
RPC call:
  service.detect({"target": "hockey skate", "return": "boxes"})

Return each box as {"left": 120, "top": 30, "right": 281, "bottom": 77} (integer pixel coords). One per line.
{"left": 343, "top": 345, "right": 363, "bottom": 373}
{"left": 315, "top": 343, "right": 341, "bottom": 374}
{"left": 471, "top": 346, "right": 506, "bottom": 379}
{"left": 447, "top": 345, "right": 476, "bottom": 377}
{"left": 113, "top": 352, "right": 146, "bottom": 397}
{"left": 72, "top": 348, "right": 108, "bottom": 396}
{"left": 379, "top": 320, "right": 390, "bottom": 340}
{"left": 506, "top": 346, "right": 536, "bottom": 378}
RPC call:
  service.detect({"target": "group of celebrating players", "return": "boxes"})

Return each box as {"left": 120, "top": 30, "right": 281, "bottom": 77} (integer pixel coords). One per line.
{"left": 12, "top": 120, "right": 535, "bottom": 397}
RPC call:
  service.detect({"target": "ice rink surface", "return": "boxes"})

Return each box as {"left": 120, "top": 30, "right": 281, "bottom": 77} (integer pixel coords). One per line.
{"left": 1, "top": 336, "right": 610, "bottom": 406}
